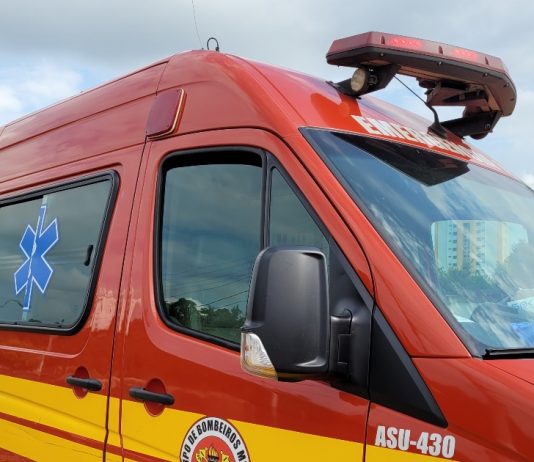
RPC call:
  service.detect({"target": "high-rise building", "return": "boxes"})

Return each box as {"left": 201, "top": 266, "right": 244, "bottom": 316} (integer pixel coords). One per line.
{"left": 432, "top": 220, "right": 519, "bottom": 275}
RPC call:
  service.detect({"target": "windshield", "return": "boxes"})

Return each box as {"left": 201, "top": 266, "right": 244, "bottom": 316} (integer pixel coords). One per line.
{"left": 303, "top": 128, "right": 534, "bottom": 355}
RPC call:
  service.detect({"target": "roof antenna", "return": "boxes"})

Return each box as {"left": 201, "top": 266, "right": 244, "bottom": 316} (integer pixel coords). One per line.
{"left": 207, "top": 37, "right": 220, "bottom": 52}
{"left": 191, "top": 0, "right": 204, "bottom": 49}
{"left": 394, "top": 76, "right": 447, "bottom": 138}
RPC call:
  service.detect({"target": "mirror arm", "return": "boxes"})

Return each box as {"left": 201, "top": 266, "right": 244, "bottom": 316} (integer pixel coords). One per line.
{"left": 329, "top": 311, "right": 352, "bottom": 375}
{"left": 329, "top": 307, "right": 372, "bottom": 399}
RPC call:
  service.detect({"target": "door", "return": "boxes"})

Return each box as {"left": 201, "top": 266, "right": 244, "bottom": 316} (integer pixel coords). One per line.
{"left": 115, "top": 129, "right": 372, "bottom": 461}
{"left": 0, "top": 149, "right": 140, "bottom": 461}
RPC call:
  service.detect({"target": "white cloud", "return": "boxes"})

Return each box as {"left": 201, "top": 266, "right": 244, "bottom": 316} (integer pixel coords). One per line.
{"left": 476, "top": 87, "right": 534, "bottom": 176}
{"left": 0, "top": 86, "right": 23, "bottom": 114}
{"left": 522, "top": 174, "right": 534, "bottom": 189}
{"left": 21, "top": 65, "right": 82, "bottom": 107}
{"left": 0, "top": 0, "right": 533, "bottom": 77}
{"left": 0, "top": 63, "right": 83, "bottom": 125}
{"left": 0, "top": 0, "right": 531, "bottom": 177}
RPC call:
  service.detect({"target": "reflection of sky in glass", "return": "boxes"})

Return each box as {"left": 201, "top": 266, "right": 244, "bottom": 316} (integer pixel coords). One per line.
{"left": 270, "top": 169, "right": 329, "bottom": 258}
{"left": 161, "top": 164, "right": 262, "bottom": 342}
{"left": 307, "top": 129, "right": 534, "bottom": 350}
{"left": 0, "top": 181, "right": 111, "bottom": 326}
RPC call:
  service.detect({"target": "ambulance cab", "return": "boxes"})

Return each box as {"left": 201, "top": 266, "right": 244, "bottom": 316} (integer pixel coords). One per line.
{"left": 0, "top": 31, "right": 532, "bottom": 461}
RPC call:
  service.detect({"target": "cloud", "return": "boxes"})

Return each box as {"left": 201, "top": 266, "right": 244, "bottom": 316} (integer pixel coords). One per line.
{"left": 0, "top": 86, "right": 23, "bottom": 114}
{"left": 21, "top": 65, "right": 83, "bottom": 107}
{"left": 522, "top": 174, "right": 534, "bottom": 189}
{"left": 0, "top": 63, "right": 83, "bottom": 125}
{"left": 0, "top": 0, "right": 533, "bottom": 76}
{"left": 476, "top": 87, "right": 534, "bottom": 175}
{"left": 0, "top": 0, "right": 531, "bottom": 176}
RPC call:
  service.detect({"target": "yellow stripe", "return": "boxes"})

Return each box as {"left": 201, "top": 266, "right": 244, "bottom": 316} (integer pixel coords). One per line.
{"left": 106, "top": 454, "right": 123, "bottom": 462}
{"left": 106, "top": 454, "right": 138, "bottom": 462}
{"left": 367, "top": 445, "right": 459, "bottom": 461}
{"left": 0, "top": 416, "right": 101, "bottom": 461}
{"left": 236, "top": 419, "right": 363, "bottom": 462}
{"left": 3, "top": 374, "right": 454, "bottom": 462}
{"left": 122, "top": 401, "right": 203, "bottom": 460}
{"left": 122, "top": 400, "right": 364, "bottom": 461}
{"left": 0, "top": 374, "right": 107, "bottom": 440}
{"left": 0, "top": 374, "right": 108, "bottom": 459}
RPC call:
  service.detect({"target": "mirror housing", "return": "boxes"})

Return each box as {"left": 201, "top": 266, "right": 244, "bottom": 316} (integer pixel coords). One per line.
{"left": 241, "top": 246, "right": 330, "bottom": 381}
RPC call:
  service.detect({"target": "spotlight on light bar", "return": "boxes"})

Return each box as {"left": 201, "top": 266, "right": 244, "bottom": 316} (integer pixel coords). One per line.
{"left": 326, "top": 31, "right": 516, "bottom": 139}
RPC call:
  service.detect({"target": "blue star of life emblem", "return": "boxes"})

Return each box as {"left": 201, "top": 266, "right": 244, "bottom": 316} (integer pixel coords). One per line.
{"left": 14, "top": 205, "right": 59, "bottom": 316}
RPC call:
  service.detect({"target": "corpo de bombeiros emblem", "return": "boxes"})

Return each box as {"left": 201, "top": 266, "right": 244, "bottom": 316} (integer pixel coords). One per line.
{"left": 180, "top": 417, "right": 250, "bottom": 462}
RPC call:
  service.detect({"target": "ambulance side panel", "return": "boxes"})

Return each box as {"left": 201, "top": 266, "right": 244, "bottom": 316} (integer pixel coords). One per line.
{"left": 0, "top": 64, "right": 164, "bottom": 460}
{"left": 112, "top": 128, "right": 371, "bottom": 461}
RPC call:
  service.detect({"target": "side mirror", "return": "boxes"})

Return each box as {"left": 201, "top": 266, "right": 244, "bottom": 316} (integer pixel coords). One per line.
{"left": 241, "top": 246, "right": 329, "bottom": 381}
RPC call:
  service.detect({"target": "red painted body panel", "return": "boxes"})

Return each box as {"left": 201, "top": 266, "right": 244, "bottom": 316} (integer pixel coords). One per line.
{"left": 487, "top": 359, "right": 534, "bottom": 386}
{"left": 0, "top": 447, "right": 34, "bottom": 462}
{"left": 0, "top": 62, "right": 165, "bottom": 150}
{"left": 412, "top": 358, "right": 534, "bottom": 460}
{"left": 0, "top": 143, "right": 143, "bottom": 458}
{"left": 113, "top": 130, "right": 369, "bottom": 445}
{"left": 158, "top": 52, "right": 301, "bottom": 138}
{"left": 0, "top": 97, "right": 153, "bottom": 189}
{"left": 0, "top": 146, "right": 142, "bottom": 388}
{"left": 366, "top": 403, "right": 524, "bottom": 461}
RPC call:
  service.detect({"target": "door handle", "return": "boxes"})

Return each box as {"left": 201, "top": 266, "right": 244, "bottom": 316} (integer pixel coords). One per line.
{"left": 129, "top": 387, "right": 175, "bottom": 406}
{"left": 66, "top": 376, "right": 102, "bottom": 392}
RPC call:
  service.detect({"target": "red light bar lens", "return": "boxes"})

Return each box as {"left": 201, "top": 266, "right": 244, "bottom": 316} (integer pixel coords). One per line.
{"left": 327, "top": 32, "right": 498, "bottom": 69}
{"left": 388, "top": 37, "right": 423, "bottom": 50}
{"left": 452, "top": 48, "right": 479, "bottom": 62}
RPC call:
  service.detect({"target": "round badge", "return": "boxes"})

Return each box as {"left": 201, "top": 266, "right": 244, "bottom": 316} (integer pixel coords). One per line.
{"left": 180, "top": 416, "right": 250, "bottom": 462}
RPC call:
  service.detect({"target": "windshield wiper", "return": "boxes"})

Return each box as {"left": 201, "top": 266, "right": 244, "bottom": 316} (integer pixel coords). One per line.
{"left": 483, "top": 348, "right": 534, "bottom": 359}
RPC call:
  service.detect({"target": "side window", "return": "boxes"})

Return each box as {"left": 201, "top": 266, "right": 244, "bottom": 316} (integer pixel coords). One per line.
{"left": 160, "top": 158, "right": 262, "bottom": 344}
{"left": 269, "top": 168, "right": 330, "bottom": 259}
{"left": 0, "top": 178, "right": 113, "bottom": 329}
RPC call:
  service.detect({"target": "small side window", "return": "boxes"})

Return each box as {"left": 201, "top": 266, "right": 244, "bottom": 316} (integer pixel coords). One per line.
{"left": 159, "top": 157, "right": 262, "bottom": 344}
{"left": 0, "top": 178, "right": 113, "bottom": 329}
{"left": 269, "top": 168, "right": 330, "bottom": 259}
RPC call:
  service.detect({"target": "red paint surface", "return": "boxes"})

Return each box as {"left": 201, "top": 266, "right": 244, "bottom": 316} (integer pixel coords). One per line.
{"left": 413, "top": 358, "right": 534, "bottom": 460}
{"left": 487, "top": 359, "right": 534, "bottom": 386}
{"left": 0, "top": 448, "right": 34, "bottom": 462}
{"left": 114, "top": 130, "right": 370, "bottom": 446}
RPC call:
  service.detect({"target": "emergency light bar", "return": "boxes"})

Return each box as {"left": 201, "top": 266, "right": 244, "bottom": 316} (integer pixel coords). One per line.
{"left": 327, "top": 32, "right": 517, "bottom": 139}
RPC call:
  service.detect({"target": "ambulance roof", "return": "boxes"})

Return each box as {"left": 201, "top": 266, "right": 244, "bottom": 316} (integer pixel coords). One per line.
{"left": 0, "top": 50, "right": 505, "bottom": 175}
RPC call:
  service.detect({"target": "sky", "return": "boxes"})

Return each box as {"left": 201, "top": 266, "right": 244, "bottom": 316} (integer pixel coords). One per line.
{"left": 0, "top": 0, "right": 532, "bottom": 184}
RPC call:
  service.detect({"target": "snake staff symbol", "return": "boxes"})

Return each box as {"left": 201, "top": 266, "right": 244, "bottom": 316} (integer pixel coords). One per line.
{"left": 14, "top": 205, "right": 59, "bottom": 315}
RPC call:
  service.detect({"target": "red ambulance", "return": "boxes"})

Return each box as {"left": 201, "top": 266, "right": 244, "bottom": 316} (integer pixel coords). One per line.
{"left": 0, "top": 31, "right": 532, "bottom": 461}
